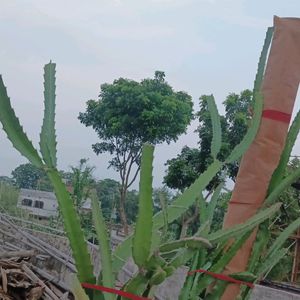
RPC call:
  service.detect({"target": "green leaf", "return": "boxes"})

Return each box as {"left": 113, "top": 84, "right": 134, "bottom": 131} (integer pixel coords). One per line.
{"left": 205, "top": 281, "right": 228, "bottom": 300}
{"left": 191, "top": 230, "right": 253, "bottom": 297}
{"left": 132, "top": 144, "right": 154, "bottom": 268}
{"left": 207, "top": 95, "right": 222, "bottom": 159}
{"left": 226, "top": 27, "right": 273, "bottom": 164}
{"left": 253, "top": 27, "right": 273, "bottom": 94}
{"left": 159, "top": 191, "right": 168, "bottom": 242}
{"left": 207, "top": 183, "right": 223, "bottom": 228}
{"left": 230, "top": 272, "right": 256, "bottom": 282}
{"left": 268, "top": 110, "right": 300, "bottom": 193}
{"left": 113, "top": 160, "right": 223, "bottom": 274}
{"left": 154, "top": 159, "right": 223, "bottom": 230}
{"left": 198, "top": 193, "right": 208, "bottom": 226}
{"left": 169, "top": 222, "right": 211, "bottom": 269}
{"left": 40, "top": 62, "right": 57, "bottom": 168}
{"left": 257, "top": 248, "right": 288, "bottom": 276}
{"left": 112, "top": 237, "right": 132, "bottom": 276}
{"left": 47, "top": 169, "right": 95, "bottom": 284}
{"left": 0, "top": 76, "right": 43, "bottom": 167}
{"left": 179, "top": 251, "right": 200, "bottom": 300}
{"left": 91, "top": 191, "right": 115, "bottom": 300}
{"left": 122, "top": 274, "right": 149, "bottom": 298}
{"left": 265, "top": 216, "right": 300, "bottom": 262}
{"left": 159, "top": 237, "right": 212, "bottom": 252}
{"left": 71, "top": 274, "right": 90, "bottom": 300}
{"left": 264, "top": 167, "right": 300, "bottom": 206}
{"left": 247, "top": 223, "right": 270, "bottom": 273}
{"left": 225, "top": 92, "right": 263, "bottom": 163}
{"left": 209, "top": 203, "right": 281, "bottom": 244}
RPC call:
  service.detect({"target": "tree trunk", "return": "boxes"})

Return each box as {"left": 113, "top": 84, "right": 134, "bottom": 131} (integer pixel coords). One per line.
{"left": 179, "top": 206, "right": 199, "bottom": 238}
{"left": 119, "top": 187, "right": 129, "bottom": 235}
{"left": 180, "top": 218, "right": 189, "bottom": 239}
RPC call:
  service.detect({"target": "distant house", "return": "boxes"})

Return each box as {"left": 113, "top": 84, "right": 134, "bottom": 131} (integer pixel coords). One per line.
{"left": 81, "top": 198, "right": 92, "bottom": 212}
{"left": 17, "top": 188, "right": 58, "bottom": 218}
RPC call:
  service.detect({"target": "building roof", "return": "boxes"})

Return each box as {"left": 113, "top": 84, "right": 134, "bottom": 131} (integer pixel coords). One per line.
{"left": 19, "top": 188, "right": 57, "bottom": 201}
{"left": 81, "top": 198, "right": 91, "bottom": 210}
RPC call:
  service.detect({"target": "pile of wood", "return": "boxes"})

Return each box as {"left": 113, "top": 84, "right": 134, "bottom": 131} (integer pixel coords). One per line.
{"left": 0, "top": 252, "right": 72, "bottom": 300}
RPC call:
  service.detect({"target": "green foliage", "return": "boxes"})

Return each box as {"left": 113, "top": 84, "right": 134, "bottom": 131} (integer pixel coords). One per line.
{"left": 154, "top": 160, "right": 223, "bottom": 230}
{"left": 40, "top": 62, "right": 57, "bottom": 168}
{"left": 253, "top": 27, "right": 273, "bottom": 95}
{"left": 71, "top": 274, "right": 90, "bottom": 300}
{"left": 159, "top": 237, "right": 212, "bottom": 252}
{"left": 209, "top": 203, "right": 280, "bottom": 244}
{"left": 79, "top": 71, "right": 193, "bottom": 150}
{"left": 225, "top": 92, "right": 263, "bottom": 163}
{"left": 0, "top": 77, "right": 43, "bottom": 167}
{"left": 268, "top": 110, "right": 300, "bottom": 193}
{"left": 94, "top": 179, "right": 139, "bottom": 224}
{"left": 132, "top": 144, "right": 154, "bottom": 268}
{"left": 0, "top": 182, "right": 19, "bottom": 214}
{"left": 207, "top": 183, "right": 223, "bottom": 228}
{"left": 1, "top": 25, "right": 297, "bottom": 300}
{"left": 79, "top": 71, "right": 193, "bottom": 233}
{"left": 189, "top": 225, "right": 260, "bottom": 297}
{"left": 257, "top": 248, "right": 288, "bottom": 277}
{"left": 47, "top": 169, "right": 95, "bottom": 284}
{"left": 265, "top": 216, "right": 300, "bottom": 265}
{"left": 164, "top": 146, "right": 204, "bottom": 191}
{"left": 206, "top": 95, "right": 222, "bottom": 159}
{"left": 0, "top": 63, "right": 95, "bottom": 291}
{"left": 179, "top": 252, "right": 200, "bottom": 300}
{"left": 164, "top": 90, "right": 254, "bottom": 193}
{"left": 264, "top": 165, "right": 300, "bottom": 206}
{"left": 247, "top": 223, "right": 270, "bottom": 273}
{"left": 11, "top": 163, "right": 52, "bottom": 191}
{"left": 114, "top": 66, "right": 265, "bottom": 274}
{"left": 91, "top": 191, "right": 115, "bottom": 300}
{"left": 71, "top": 158, "right": 95, "bottom": 208}
{"left": 164, "top": 26, "right": 274, "bottom": 194}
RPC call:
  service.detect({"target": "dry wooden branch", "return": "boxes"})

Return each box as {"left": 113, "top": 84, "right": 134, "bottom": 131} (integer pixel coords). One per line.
{"left": 22, "top": 263, "right": 60, "bottom": 300}
{"left": 29, "top": 264, "right": 70, "bottom": 292}
{"left": 0, "top": 250, "right": 36, "bottom": 259}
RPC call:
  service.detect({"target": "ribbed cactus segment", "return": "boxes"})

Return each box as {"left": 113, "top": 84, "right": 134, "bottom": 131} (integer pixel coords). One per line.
{"left": 268, "top": 109, "right": 300, "bottom": 193}
{"left": 91, "top": 191, "right": 115, "bottom": 300}
{"left": 0, "top": 77, "right": 43, "bottom": 167}
{"left": 47, "top": 169, "right": 95, "bottom": 284}
{"left": 132, "top": 144, "right": 154, "bottom": 268}
{"left": 206, "top": 94, "right": 222, "bottom": 159}
{"left": 209, "top": 203, "right": 280, "bottom": 243}
{"left": 40, "top": 61, "right": 57, "bottom": 167}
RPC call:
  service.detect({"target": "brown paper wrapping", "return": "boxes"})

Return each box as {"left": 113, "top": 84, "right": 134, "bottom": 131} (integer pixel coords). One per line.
{"left": 221, "top": 16, "right": 300, "bottom": 300}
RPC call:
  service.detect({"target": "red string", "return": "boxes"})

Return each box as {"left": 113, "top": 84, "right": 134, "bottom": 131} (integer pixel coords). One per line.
{"left": 262, "top": 109, "right": 291, "bottom": 123}
{"left": 82, "top": 268, "right": 254, "bottom": 299}
{"left": 188, "top": 269, "right": 254, "bottom": 289}
{"left": 81, "top": 283, "right": 151, "bottom": 300}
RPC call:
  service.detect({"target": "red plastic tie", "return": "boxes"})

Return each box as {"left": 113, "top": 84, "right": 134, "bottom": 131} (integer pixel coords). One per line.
{"left": 81, "top": 283, "right": 151, "bottom": 300}
{"left": 188, "top": 269, "right": 254, "bottom": 289}
{"left": 262, "top": 110, "right": 291, "bottom": 123}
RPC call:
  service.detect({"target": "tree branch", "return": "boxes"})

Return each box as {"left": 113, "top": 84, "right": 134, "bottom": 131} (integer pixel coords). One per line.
{"left": 127, "top": 164, "right": 141, "bottom": 189}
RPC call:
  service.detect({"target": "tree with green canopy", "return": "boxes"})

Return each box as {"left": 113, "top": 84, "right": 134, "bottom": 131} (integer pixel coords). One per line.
{"left": 11, "top": 163, "right": 53, "bottom": 191}
{"left": 163, "top": 90, "right": 252, "bottom": 237}
{"left": 164, "top": 89, "right": 253, "bottom": 192}
{"left": 79, "top": 71, "right": 193, "bottom": 234}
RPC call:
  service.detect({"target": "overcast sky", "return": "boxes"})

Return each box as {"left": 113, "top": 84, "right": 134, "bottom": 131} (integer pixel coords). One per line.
{"left": 0, "top": 0, "right": 299, "bottom": 188}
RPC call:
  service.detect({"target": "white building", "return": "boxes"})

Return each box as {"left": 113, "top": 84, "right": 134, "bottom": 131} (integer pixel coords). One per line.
{"left": 17, "top": 188, "right": 58, "bottom": 218}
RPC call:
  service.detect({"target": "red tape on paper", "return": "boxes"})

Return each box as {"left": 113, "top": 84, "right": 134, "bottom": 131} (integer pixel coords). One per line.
{"left": 81, "top": 283, "right": 150, "bottom": 300}
{"left": 188, "top": 269, "right": 254, "bottom": 289}
{"left": 262, "top": 110, "right": 291, "bottom": 123}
